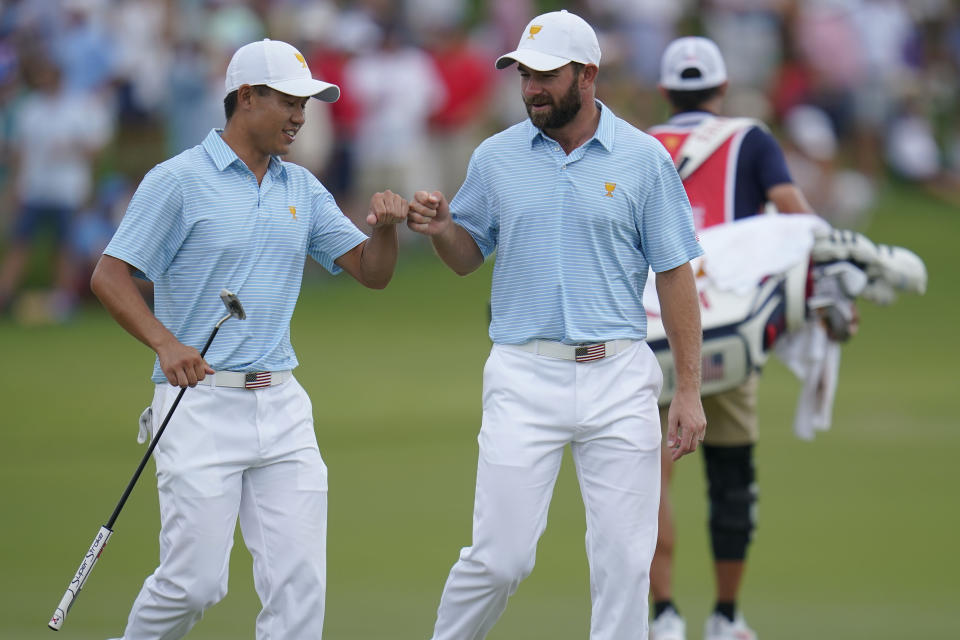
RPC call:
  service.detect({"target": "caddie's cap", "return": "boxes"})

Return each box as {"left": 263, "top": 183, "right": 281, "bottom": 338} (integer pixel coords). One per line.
{"left": 225, "top": 38, "right": 340, "bottom": 102}
{"left": 495, "top": 10, "right": 600, "bottom": 72}
{"left": 659, "top": 36, "right": 727, "bottom": 91}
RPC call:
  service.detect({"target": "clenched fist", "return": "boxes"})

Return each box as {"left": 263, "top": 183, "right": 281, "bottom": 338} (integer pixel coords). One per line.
{"left": 407, "top": 190, "right": 451, "bottom": 236}
{"left": 366, "top": 190, "right": 408, "bottom": 228}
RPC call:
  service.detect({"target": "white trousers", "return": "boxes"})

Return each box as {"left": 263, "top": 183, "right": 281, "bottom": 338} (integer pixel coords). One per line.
{"left": 431, "top": 342, "right": 664, "bottom": 640}
{"left": 113, "top": 377, "right": 327, "bottom": 640}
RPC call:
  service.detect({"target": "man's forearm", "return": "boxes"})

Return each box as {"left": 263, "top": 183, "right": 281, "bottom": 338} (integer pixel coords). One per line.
{"left": 359, "top": 225, "right": 399, "bottom": 289}
{"left": 432, "top": 223, "right": 484, "bottom": 276}
{"left": 90, "top": 255, "right": 175, "bottom": 354}
{"left": 655, "top": 263, "right": 702, "bottom": 394}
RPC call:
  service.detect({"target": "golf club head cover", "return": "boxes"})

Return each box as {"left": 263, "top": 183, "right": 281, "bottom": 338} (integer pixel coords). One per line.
{"left": 863, "top": 244, "right": 927, "bottom": 304}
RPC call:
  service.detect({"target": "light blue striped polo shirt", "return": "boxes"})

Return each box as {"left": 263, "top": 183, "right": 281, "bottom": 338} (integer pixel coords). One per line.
{"left": 451, "top": 101, "right": 702, "bottom": 344}
{"left": 105, "top": 129, "right": 368, "bottom": 383}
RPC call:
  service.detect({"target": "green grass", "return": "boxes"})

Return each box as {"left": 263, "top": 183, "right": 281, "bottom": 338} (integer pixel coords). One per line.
{"left": 1, "top": 184, "right": 958, "bottom": 639}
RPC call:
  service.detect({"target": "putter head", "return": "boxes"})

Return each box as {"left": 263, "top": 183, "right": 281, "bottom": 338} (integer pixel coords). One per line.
{"left": 219, "top": 289, "right": 246, "bottom": 321}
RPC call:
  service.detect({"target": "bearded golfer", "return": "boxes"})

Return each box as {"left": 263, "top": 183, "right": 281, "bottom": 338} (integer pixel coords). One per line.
{"left": 407, "top": 11, "right": 706, "bottom": 639}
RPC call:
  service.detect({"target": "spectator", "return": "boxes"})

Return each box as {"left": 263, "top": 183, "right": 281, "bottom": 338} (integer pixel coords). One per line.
{"left": 164, "top": 33, "right": 224, "bottom": 156}
{"left": 109, "top": 0, "right": 172, "bottom": 123}
{"left": 782, "top": 103, "right": 875, "bottom": 227}
{"left": 703, "top": 0, "right": 787, "bottom": 91}
{"left": 346, "top": 19, "right": 444, "bottom": 223}
{"left": 0, "top": 56, "right": 112, "bottom": 318}
{"left": 850, "top": 0, "right": 916, "bottom": 179}
{"left": 52, "top": 0, "right": 116, "bottom": 96}
{"left": 306, "top": 6, "right": 380, "bottom": 204}
{"left": 70, "top": 173, "right": 131, "bottom": 294}
{"left": 790, "top": 0, "right": 865, "bottom": 153}
{"left": 420, "top": 15, "right": 495, "bottom": 199}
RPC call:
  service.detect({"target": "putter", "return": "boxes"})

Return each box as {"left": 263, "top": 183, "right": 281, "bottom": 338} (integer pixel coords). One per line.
{"left": 48, "top": 289, "right": 246, "bottom": 631}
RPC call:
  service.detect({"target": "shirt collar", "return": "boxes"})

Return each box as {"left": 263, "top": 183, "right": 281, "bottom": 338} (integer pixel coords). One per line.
{"left": 667, "top": 110, "right": 714, "bottom": 126}
{"left": 526, "top": 99, "right": 615, "bottom": 152}
{"left": 593, "top": 100, "right": 615, "bottom": 151}
{"left": 202, "top": 129, "right": 286, "bottom": 178}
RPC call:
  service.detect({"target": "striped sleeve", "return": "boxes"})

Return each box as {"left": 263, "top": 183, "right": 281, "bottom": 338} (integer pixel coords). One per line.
{"left": 450, "top": 150, "right": 497, "bottom": 258}
{"left": 104, "top": 165, "right": 187, "bottom": 281}
{"left": 640, "top": 150, "right": 703, "bottom": 272}
{"left": 307, "top": 178, "right": 368, "bottom": 274}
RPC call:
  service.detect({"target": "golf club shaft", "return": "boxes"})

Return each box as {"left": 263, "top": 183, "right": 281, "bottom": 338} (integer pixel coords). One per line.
{"left": 106, "top": 321, "right": 222, "bottom": 529}
{"left": 49, "top": 319, "right": 226, "bottom": 631}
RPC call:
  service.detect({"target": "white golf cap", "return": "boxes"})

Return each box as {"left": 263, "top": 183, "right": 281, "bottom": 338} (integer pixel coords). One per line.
{"left": 225, "top": 38, "right": 340, "bottom": 102}
{"left": 495, "top": 10, "right": 600, "bottom": 72}
{"left": 659, "top": 36, "right": 727, "bottom": 91}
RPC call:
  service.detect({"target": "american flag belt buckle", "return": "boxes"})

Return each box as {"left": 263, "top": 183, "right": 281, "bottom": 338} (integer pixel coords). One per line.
{"left": 574, "top": 343, "right": 606, "bottom": 363}
{"left": 244, "top": 372, "right": 272, "bottom": 389}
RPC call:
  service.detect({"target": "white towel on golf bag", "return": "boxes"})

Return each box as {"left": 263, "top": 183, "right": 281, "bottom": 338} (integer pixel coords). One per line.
{"left": 643, "top": 213, "right": 830, "bottom": 314}
{"left": 775, "top": 322, "right": 841, "bottom": 440}
{"left": 696, "top": 213, "right": 830, "bottom": 295}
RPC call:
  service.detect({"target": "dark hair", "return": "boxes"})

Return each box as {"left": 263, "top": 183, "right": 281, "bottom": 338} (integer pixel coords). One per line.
{"left": 666, "top": 85, "right": 723, "bottom": 112}
{"left": 224, "top": 85, "right": 272, "bottom": 120}
{"left": 665, "top": 66, "right": 723, "bottom": 111}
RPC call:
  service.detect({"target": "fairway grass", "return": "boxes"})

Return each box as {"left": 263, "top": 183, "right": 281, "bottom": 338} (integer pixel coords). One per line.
{"left": 2, "top": 184, "right": 957, "bottom": 639}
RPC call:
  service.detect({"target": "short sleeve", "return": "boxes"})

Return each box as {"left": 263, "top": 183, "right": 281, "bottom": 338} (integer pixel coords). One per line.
{"left": 307, "top": 179, "right": 368, "bottom": 274}
{"left": 750, "top": 127, "right": 793, "bottom": 191}
{"left": 450, "top": 150, "right": 496, "bottom": 258}
{"left": 103, "top": 165, "right": 186, "bottom": 281}
{"left": 640, "top": 151, "right": 703, "bottom": 273}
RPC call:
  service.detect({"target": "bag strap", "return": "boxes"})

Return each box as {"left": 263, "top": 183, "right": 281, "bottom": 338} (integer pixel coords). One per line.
{"left": 675, "top": 116, "right": 765, "bottom": 180}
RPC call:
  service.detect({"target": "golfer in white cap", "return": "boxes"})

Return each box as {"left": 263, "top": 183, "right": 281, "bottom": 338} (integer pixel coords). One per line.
{"left": 408, "top": 11, "right": 706, "bottom": 640}
{"left": 92, "top": 38, "right": 407, "bottom": 640}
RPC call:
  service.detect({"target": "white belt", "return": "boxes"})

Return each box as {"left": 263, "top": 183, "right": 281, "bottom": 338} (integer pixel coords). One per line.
{"left": 201, "top": 370, "right": 292, "bottom": 389}
{"left": 511, "top": 339, "right": 636, "bottom": 363}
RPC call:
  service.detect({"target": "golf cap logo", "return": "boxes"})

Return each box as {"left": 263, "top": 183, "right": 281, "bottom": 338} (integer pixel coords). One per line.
{"left": 604, "top": 182, "right": 616, "bottom": 197}
{"left": 294, "top": 53, "right": 307, "bottom": 69}
{"left": 527, "top": 25, "right": 542, "bottom": 39}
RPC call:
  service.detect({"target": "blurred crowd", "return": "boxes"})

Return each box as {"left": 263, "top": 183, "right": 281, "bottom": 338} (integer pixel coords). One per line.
{"left": 0, "top": 0, "right": 958, "bottom": 323}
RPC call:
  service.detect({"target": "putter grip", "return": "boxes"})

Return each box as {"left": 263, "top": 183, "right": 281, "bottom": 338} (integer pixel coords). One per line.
{"left": 48, "top": 525, "right": 113, "bottom": 631}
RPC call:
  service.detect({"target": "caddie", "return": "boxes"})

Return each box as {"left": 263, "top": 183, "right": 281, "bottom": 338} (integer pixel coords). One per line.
{"left": 646, "top": 36, "right": 814, "bottom": 640}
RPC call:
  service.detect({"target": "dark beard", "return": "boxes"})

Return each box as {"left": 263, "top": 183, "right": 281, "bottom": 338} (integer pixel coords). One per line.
{"left": 526, "top": 74, "right": 582, "bottom": 130}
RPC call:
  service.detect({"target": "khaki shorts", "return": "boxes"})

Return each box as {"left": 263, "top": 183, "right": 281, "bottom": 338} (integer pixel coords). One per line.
{"left": 660, "top": 373, "right": 759, "bottom": 446}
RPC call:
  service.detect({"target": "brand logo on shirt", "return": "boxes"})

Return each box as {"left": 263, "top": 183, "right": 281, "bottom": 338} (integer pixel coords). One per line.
{"left": 295, "top": 53, "right": 307, "bottom": 69}
{"left": 528, "top": 25, "right": 542, "bottom": 39}
{"left": 662, "top": 135, "right": 681, "bottom": 153}
{"left": 289, "top": 206, "right": 297, "bottom": 220}
{"left": 604, "top": 182, "right": 616, "bottom": 197}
